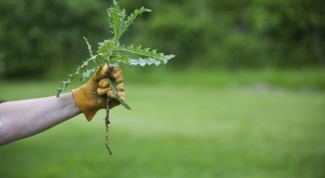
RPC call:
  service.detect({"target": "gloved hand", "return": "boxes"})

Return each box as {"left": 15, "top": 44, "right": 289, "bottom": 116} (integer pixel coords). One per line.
{"left": 72, "top": 64, "right": 125, "bottom": 121}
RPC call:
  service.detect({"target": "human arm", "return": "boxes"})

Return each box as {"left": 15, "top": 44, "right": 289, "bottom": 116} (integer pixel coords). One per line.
{"left": 0, "top": 65, "right": 125, "bottom": 146}
{"left": 0, "top": 93, "right": 80, "bottom": 145}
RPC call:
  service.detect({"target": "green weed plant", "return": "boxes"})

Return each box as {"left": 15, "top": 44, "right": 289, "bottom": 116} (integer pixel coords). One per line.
{"left": 57, "top": 0, "right": 174, "bottom": 99}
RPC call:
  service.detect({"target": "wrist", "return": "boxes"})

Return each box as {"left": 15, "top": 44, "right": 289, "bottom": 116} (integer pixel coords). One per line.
{"left": 60, "top": 92, "right": 81, "bottom": 116}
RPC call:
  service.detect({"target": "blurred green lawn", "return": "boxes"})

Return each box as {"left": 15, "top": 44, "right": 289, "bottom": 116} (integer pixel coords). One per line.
{"left": 0, "top": 69, "right": 325, "bottom": 178}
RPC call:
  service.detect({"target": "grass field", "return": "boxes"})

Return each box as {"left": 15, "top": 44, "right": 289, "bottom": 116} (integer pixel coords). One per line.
{"left": 0, "top": 69, "right": 325, "bottom": 178}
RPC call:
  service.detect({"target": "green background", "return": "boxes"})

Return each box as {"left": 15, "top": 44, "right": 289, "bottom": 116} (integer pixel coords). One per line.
{"left": 1, "top": 76, "right": 325, "bottom": 178}
{"left": 0, "top": 0, "right": 325, "bottom": 178}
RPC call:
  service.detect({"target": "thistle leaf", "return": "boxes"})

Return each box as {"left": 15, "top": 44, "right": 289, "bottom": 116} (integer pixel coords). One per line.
{"left": 97, "top": 40, "right": 115, "bottom": 55}
{"left": 116, "top": 45, "right": 175, "bottom": 65}
{"left": 110, "top": 52, "right": 129, "bottom": 64}
{"left": 81, "top": 69, "right": 96, "bottom": 81}
{"left": 124, "top": 7, "right": 152, "bottom": 31}
{"left": 108, "top": 0, "right": 125, "bottom": 44}
{"left": 56, "top": 80, "right": 71, "bottom": 97}
{"left": 83, "top": 37, "right": 93, "bottom": 57}
{"left": 109, "top": 77, "right": 131, "bottom": 110}
{"left": 129, "top": 58, "right": 162, "bottom": 67}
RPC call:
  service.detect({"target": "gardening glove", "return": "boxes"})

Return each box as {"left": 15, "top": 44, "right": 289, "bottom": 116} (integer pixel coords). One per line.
{"left": 72, "top": 65, "right": 125, "bottom": 121}
{"left": 97, "top": 67, "right": 125, "bottom": 108}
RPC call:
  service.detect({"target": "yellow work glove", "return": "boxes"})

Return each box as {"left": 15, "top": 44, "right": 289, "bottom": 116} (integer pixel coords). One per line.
{"left": 72, "top": 65, "right": 125, "bottom": 121}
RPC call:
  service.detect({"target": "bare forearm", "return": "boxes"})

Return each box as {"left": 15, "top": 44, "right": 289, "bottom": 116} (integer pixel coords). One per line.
{"left": 0, "top": 93, "right": 81, "bottom": 145}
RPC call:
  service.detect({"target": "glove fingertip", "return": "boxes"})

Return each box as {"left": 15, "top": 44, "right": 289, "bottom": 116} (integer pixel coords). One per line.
{"left": 98, "top": 78, "right": 110, "bottom": 88}
{"left": 107, "top": 90, "right": 116, "bottom": 99}
{"left": 97, "top": 88, "right": 110, "bottom": 95}
{"left": 112, "top": 67, "right": 122, "bottom": 78}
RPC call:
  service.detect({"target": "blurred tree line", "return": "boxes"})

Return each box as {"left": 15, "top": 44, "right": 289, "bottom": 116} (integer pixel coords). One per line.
{"left": 0, "top": 0, "right": 324, "bottom": 79}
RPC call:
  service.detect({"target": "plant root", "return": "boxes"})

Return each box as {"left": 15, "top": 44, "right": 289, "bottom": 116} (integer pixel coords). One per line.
{"left": 105, "top": 98, "right": 112, "bottom": 155}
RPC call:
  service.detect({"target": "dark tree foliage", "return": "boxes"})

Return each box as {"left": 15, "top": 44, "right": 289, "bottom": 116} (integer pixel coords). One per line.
{"left": 0, "top": 0, "right": 110, "bottom": 78}
{"left": 0, "top": 0, "right": 324, "bottom": 78}
{"left": 128, "top": 0, "right": 325, "bottom": 69}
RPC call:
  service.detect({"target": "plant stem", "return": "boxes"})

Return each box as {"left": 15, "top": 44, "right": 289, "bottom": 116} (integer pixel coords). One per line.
{"left": 105, "top": 97, "right": 112, "bottom": 155}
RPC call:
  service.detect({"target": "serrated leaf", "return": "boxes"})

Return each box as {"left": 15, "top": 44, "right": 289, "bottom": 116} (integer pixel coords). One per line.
{"left": 109, "top": 77, "right": 131, "bottom": 110}
{"left": 110, "top": 52, "right": 129, "bottom": 64}
{"left": 108, "top": 0, "right": 125, "bottom": 45}
{"left": 81, "top": 69, "right": 96, "bottom": 81}
{"left": 82, "top": 61, "right": 89, "bottom": 68}
{"left": 129, "top": 58, "right": 161, "bottom": 66}
{"left": 116, "top": 45, "right": 175, "bottom": 65}
{"left": 56, "top": 79, "right": 72, "bottom": 96}
{"left": 124, "top": 7, "right": 152, "bottom": 31}
{"left": 83, "top": 37, "right": 93, "bottom": 57}
{"left": 97, "top": 40, "right": 115, "bottom": 54}
{"left": 56, "top": 88, "right": 63, "bottom": 97}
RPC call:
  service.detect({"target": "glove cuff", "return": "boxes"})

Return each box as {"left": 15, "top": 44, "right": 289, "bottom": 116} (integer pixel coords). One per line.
{"left": 72, "top": 86, "right": 100, "bottom": 121}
